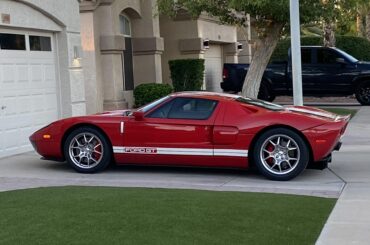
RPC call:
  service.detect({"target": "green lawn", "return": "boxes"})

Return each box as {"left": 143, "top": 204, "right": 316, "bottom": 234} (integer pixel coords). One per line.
{"left": 320, "top": 107, "right": 358, "bottom": 118}
{"left": 0, "top": 187, "right": 335, "bottom": 245}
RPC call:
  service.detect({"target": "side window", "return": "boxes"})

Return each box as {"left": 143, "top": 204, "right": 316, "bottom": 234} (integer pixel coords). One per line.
{"left": 317, "top": 49, "right": 340, "bottom": 64}
{"left": 301, "top": 49, "right": 312, "bottom": 64}
{"left": 147, "top": 99, "right": 174, "bottom": 118}
{"left": 167, "top": 98, "right": 217, "bottom": 120}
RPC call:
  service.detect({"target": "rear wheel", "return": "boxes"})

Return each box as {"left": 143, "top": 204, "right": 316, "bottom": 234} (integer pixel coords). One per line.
{"left": 64, "top": 127, "right": 112, "bottom": 173}
{"left": 252, "top": 128, "right": 309, "bottom": 181}
{"left": 355, "top": 81, "right": 370, "bottom": 105}
{"left": 258, "top": 82, "right": 275, "bottom": 102}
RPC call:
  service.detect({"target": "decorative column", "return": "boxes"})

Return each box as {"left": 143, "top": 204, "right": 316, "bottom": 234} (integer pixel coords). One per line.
{"left": 99, "top": 35, "right": 128, "bottom": 110}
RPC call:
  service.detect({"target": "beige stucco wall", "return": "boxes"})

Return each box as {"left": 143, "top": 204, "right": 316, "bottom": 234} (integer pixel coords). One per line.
{"left": 0, "top": 0, "right": 86, "bottom": 118}
{"left": 160, "top": 14, "right": 240, "bottom": 84}
{"left": 81, "top": 0, "right": 163, "bottom": 112}
{"left": 160, "top": 15, "right": 201, "bottom": 84}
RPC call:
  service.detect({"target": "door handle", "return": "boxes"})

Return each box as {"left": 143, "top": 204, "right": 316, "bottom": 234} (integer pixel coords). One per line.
{"left": 1, "top": 106, "right": 6, "bottom": 110}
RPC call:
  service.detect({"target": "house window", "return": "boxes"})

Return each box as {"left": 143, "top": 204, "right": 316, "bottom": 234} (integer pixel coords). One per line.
{"left": 120, "top": 14, "right": 131, "bottom": 37}
{"left": 0, "top": 33, "right": 26, "bottom": 50}
{"left": 120, "top": 13, "right": 134, "bottom": 91}
{"left": 29, "top": 36, "right": 52, "bottom": 51}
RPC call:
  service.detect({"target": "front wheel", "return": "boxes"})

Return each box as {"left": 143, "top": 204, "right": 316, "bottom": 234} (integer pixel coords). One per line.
{"left": 64, "top": 127, "right": 112, "bottom": 173}
{"left": 252, "top": 128, "right": 309, "bottom": 181}
{"left": 355, "top": 81, "right": 370, "bottom": 105}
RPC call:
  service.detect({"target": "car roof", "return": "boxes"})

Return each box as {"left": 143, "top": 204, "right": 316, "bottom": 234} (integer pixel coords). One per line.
{"left": 171, "top": 91, "right": 240, "bottom": 101}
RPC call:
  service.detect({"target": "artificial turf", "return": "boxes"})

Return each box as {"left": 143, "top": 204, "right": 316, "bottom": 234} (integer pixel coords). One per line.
{"left": 0, "top": 187, "right": 335, "bottom": 245}
{"left": 320, "top": 107, "right": 358, "bottom": 118}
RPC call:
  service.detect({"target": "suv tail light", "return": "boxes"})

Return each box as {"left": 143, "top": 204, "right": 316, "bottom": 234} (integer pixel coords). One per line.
{"left": 223, "top": 68, "right": 228, "bottom": 79}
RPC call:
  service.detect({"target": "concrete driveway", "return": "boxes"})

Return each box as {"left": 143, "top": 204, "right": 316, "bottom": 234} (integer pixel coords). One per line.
{"left": 0, "top": 150, "right": 344, "bottom": 198}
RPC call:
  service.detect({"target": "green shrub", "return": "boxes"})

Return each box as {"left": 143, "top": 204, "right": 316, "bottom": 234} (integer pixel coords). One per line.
{"left": 169, "top": 59, "right": 205, "bottom": 92}
{"left": 134, "top": 83, "right": 173, "bottom": 107}
{"left": 271, "top": 36, "right": 370, "bottom": 62}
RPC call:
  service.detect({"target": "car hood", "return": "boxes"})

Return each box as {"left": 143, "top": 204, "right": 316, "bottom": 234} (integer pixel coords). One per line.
{"left": 357, "top": 61, "right": 370, "bottom": 74}
{"left": 284, "top": 106, "right": 345, "bottom": 121}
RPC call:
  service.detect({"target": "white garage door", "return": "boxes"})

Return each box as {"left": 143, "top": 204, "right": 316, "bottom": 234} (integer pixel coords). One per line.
{"left": 0, "top": 30, "right": 58, "bottom": 158}
{"left": 204, "top": 45, "right": 223, "bottom": 92}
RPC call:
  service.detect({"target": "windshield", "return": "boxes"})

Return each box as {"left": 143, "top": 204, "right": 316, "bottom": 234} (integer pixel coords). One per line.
{"left": 137, "top": 96, "right": 170, "bottom": 113}
{"left": 335, "top": 48, "right": 358, "bottom": 63}
{"left": 236, "top": 97, "right": 284, "bottom": 111}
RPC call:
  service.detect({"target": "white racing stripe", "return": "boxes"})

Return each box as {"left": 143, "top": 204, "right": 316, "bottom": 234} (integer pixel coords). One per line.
{"left": 113, "top": 146, "right": 248, "bottom": 157}
{"left": 214, "top": 149, "right": 249, "bottom": 157}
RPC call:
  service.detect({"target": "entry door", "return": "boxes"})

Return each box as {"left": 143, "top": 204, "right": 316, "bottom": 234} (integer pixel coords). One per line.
{"left": 0, "top": 29, "right": 58, "bottom": 158}
{"left": 205, "top": 45, "right": 223, "bottom": 92}
{"left": 120, "top": 97, "right": 220, "bottom": 166}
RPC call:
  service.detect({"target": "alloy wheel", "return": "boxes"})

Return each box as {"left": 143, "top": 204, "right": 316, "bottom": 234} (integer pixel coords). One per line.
{"left": 68, "top": 132, "right": 104, "bottom": 169}
{"left": 259, "top": 134, "right": 300, "bottom": 175}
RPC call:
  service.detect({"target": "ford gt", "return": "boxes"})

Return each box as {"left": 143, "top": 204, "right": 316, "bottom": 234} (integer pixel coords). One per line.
{"left": 29, "top": 92, "right": 350, "bottom": 181}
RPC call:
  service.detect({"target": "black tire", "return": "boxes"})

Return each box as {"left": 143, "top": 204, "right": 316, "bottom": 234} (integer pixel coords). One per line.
{"left": 252, "top": 128, "right": 309, "bottom": 181}
{"left": 355, "top": 81, "right": 370, "bottom": 105}
{"left": 63, "top": 127, "right": 112, "bottom": 173}
{"left": 258, "top": 82, "right": 276, "bottom": 102}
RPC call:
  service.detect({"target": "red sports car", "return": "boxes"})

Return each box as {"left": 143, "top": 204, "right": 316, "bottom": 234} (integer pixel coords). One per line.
{"left": 30, "top": 92, "right": 350, "bottom": 181}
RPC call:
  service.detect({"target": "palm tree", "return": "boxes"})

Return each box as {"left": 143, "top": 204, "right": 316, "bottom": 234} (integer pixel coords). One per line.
{"left": 357, "top": 0, "right": 370, "bottom": 40}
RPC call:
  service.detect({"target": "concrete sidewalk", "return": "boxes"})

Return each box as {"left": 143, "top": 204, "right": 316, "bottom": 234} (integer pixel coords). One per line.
{"left": 316, "top": 107, "right": 370, "bottom": 245}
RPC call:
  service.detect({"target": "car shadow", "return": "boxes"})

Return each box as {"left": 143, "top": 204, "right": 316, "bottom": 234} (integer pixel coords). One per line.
{"left": 38, "top": 157, "right": 261, "bottom": 178}
{"left": 107, "top": 162, "right": 259, "bottom": 177}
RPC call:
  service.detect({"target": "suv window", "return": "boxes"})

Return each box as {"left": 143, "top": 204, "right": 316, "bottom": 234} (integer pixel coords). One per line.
{"left": 148, "top": 97, "right": 218, "bottom": 120}
{"left": 317, "top": 49, "right": 340, "bottom": 64}
{"left": 301, "top": 49, "right": 312, "bottom": 64}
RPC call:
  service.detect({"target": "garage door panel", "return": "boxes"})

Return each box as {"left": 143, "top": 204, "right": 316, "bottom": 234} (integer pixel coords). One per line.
{"left": 31, "top": 64, "right": 43, "bottom": 82}
{"left": 17, "top": 64, "right": 29, "bottom": 83}
{"left": 1, "top": 64, "right": 16, "bottom": 84}
{"left": 45, "top": 64, "right": 55, "bottom": 81}
{"left": 44, "top": 94, "right": 58, "bottom": 111}
{"left": 0, "top": 30, "right": 58, "bottom": 158}
{"left": 3, "top": 128, "right": 19, "bottom": 149}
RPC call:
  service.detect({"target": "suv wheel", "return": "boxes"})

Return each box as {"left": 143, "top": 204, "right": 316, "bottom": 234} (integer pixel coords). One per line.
{"left": 355, "top": 81, "right": 370, "bottom": 105}
{"left": 258, "top": 82, "right": 276, "bottom": 102}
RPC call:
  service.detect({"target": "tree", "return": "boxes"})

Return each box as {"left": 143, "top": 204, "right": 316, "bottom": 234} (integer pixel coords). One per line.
{"left": 354, "top": 0, "right": 370, "bottom": 39}
{"left": 359, "top": 0, "right": 370, "bottom": 40}
{"left": 322, "top": 0, "right": 337, "bottom": 47}
{"left": 157, "top": 0, "right": 324, "bottom": 98}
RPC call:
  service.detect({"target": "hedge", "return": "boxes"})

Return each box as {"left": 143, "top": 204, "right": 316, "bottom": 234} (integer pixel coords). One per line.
{"left": 169, "top": 59, "right": 205, "bottom": 92}
{"left": 134, "top": 83, "right": 173, "bottom": 107}
{"left": 271, "top": 36, "right": 370, "bottom": 62}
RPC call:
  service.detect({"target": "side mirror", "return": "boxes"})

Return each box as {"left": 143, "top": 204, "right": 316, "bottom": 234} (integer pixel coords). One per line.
{"left": 133, "top": 111, "right": 144, "bottom": 121}
{"left": 336, "top": 58, "right": 346, "bottom": 64}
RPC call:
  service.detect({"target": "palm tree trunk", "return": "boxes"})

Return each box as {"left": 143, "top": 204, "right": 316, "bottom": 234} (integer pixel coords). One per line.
{"left": 357, "top": 14, "right": 365, "bottom": 37}
{"left": 241, "top": 22, "right": 284, "bottom": 98}
{"left": 366, "top": 13, "right": 370, "bottom": 41}
{"left": 323, "top": 21, "right": 336, "bottom": 47}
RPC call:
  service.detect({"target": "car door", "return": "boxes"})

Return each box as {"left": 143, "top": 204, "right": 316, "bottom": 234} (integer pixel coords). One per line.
{"left": 287, "top": 48, "right": 315, "bottom": 95}
{"left": 306, "top": 48, "right": 358, "bottom": 95}
{"left": 120, "top": 97, "right": 220, "bottom": 166}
